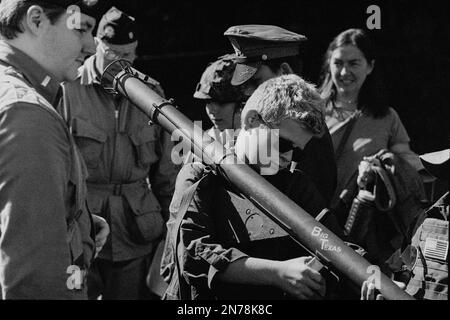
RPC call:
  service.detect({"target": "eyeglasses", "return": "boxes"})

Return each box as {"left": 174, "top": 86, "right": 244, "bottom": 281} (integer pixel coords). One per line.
{"left": 278, "top": 137, "right": 294, "bottom": 153}
{"left": 257, "top": 114, "right": 295, "bottom": 153}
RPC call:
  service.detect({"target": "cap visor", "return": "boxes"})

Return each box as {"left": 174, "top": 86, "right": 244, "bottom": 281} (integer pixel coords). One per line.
{"left": 420, "top": 149, "right": 450, "bottom": 165}
{"left": 231, "top": 63, "right": 259, "bottom": 86}
{"left": 420, "top": 149, "right": 450, "bottom": 179}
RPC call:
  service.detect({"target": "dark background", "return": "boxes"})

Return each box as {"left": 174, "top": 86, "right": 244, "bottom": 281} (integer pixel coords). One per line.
{"left": 95, "top": 0, "right": 449, "bottom": 155}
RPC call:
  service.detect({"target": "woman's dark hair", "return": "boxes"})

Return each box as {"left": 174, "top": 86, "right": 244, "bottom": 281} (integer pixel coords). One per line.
{"left": 318, "top": 28, "right": 389, "bottom": 118}
{"left": 0, "top": 0, "right": 66, "bottom": 40}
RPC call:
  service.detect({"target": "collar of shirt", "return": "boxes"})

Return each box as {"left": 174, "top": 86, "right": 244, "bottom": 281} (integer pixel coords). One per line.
{"left": 0, "top": 41, "right": 61, "bottom": 105}
{"left": 79, "top": 54, "right": 102, "bottom": 86}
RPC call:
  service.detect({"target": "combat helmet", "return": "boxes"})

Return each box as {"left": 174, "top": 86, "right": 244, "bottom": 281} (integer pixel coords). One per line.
{"left": 194, "top": 54, "right": 242, "bottom": 103}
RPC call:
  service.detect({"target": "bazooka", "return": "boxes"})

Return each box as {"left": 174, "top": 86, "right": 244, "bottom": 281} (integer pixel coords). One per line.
{"left": 100, "top": 59, "right": 413, "bottom": 300}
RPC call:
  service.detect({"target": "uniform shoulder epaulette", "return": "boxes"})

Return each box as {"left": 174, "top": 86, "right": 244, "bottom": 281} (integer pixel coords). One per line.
{"left": 0, "top": 67, "right": 41, "bottom": 108}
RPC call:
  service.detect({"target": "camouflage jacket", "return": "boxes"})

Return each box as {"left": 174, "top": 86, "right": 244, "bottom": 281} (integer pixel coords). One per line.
{"left": 62, "top": 55, "right": 178, "bottom": 261}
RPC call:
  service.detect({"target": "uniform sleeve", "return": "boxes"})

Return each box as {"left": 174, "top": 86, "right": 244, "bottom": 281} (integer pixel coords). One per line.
{"left": 149, "top": 126, "right": 179, "bottom": 221}
{"left": 0, "top": 103, "right": 84, "bottom": 300}
{"left": 163, "top": 163, "right": 247, "bottom": 297}
{"left": 388, "top": 108, "right": 411, "bottom": 146}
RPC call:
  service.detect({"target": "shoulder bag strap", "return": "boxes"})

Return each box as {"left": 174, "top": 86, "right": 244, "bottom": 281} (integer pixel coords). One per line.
{"left": 173, "top": 172, "right": 211, "bottom": 299}
{"left": 333, "top": 110, "right": 361, "bottom": 161}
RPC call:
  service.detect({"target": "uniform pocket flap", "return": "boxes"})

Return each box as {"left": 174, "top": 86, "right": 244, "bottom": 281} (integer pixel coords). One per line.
{"left": 129, "top": 125, "right": 158, "bottom": 146}
{"left": 124, "top": 187, "right": 162, "bottom": 215}
{"left": 72, "top": 118, "right": 107, "bottom": 143}
{"left": 123, "top": 188, "right": 164, "bottom": 244}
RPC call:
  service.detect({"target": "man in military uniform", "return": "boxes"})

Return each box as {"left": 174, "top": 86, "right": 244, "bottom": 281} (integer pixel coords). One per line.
{"left": 224, "top": 24, "right": 337, "bottom": 206}
{"left": 62, "top": 7, "right": 178, "bottom": 299}
{"left": 0, "top": 0, "right": 109, "bottom": 299}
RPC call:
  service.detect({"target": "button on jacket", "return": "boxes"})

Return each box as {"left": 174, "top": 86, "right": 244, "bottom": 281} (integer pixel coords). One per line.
{"left": 62, "top": 55, "right": 177, "bottom": 261}
{"left": 0, "top": 41, "right": 94, "bottom": 300}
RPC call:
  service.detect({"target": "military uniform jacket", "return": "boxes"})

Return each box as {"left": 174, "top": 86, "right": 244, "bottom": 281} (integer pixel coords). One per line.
{"left": 62, "top": 56, "right": 177, "bottom": 261}
{"left": 0, "top": 41, "right": 94, "bottom": 299}
{"left": 161, "top": 162, "right": 342, "bottom": 300}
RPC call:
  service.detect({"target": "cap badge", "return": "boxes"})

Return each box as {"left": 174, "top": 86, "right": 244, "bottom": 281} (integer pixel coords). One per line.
{"left": 103, "top": 26, "right": 115, "bottom": 38}
{"left": 41, "top": 75, "right": 51, "bottom": 87}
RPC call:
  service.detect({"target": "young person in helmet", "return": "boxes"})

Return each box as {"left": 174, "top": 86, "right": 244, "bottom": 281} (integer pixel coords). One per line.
{"left": 182, "top": 54, "right": 244, "bottom": 164}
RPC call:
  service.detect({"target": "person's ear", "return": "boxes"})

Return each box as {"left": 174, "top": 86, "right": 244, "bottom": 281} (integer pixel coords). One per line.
{"left": 25, "top": 5, "right": 48, "bottom": 36}
{"left": 242, "top": 109, "right": 263, "bottom": 130}
{"left": 279, "top": 62, "right": 293, "bottom": 75}
{"left": 367, "top": 59, "right": 375, "bottom": 76}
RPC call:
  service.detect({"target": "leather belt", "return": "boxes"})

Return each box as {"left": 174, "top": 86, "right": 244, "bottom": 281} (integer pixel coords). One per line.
{"left": 87, "top": 180, "right": 148, "bottom": 196}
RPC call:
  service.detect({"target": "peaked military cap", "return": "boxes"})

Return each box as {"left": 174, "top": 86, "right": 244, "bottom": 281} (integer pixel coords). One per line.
{"left": 420, "top": 149, "right": 449, "bottom": 180}
{"left": 224, "top": 25, "right": 307, "bottom": 85}
{"left": 194, "top": 54, "right": 242, "bottom": 103}
{"left": 96, "top": 6, "right": 138, "bottom": 45}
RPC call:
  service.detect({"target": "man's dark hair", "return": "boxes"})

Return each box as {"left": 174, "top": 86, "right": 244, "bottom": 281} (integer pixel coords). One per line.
{"left": 0, "top": 0, "right": 66, "bottom": 40}
{"left": 264, "top": 54, "right": 304, "bottom": 77}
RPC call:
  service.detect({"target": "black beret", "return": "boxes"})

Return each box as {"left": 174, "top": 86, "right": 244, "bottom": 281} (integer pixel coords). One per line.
{"left": 96, "top": 6, "right": 138, "bottom": 45}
